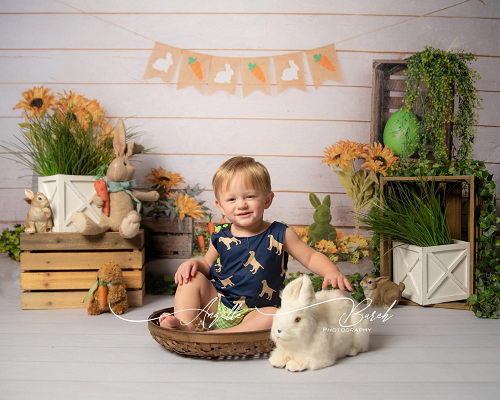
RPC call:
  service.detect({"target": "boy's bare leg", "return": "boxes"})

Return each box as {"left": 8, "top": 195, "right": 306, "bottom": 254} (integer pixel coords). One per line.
{"left": 206, "top": 307, "right": 277, "bottom": 334}
{"left": 159, "top": 273, "right": 219, "bottom": 331}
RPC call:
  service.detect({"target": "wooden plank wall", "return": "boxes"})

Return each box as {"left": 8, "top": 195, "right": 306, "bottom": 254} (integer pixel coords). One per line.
{"left": 0, "top": 0, "right": 499, "bottom": 231}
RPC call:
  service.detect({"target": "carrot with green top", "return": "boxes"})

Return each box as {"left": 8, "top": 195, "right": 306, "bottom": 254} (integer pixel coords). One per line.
{"left": 188, "top": 57, "right": 203, "bottom": 80}
{"left": 98, "top": 284, "right": 108, "bottom": 309}
{"left": 248, "top": 62, "right": 266, "bottom": 83}
{"left": 207, "top": 222, "right": 215, "bottom": 236}
{"left": 313, "top": 53, "right": 336, "bottom": 71}
{"left": 94, "top": 179, "right": 110, "bottom": 217}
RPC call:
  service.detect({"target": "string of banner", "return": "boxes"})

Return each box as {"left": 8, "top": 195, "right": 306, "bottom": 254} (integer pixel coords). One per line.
{"left": 143, "top": 42, "right": 343, "bottom": 97}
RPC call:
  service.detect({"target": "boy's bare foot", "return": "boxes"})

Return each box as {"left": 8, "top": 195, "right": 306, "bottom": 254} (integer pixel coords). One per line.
{"left": 158, "top": 313, "right": 194, "bottom": 331}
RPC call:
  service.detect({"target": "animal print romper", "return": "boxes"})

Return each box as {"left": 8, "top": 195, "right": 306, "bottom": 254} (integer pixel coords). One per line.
{"left": 210, "top": 221, "right": 288, "bottom": 311}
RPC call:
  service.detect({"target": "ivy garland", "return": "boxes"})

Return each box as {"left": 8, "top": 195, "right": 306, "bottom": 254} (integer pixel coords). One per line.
{"left": 404, "top": 46, "right": 482, "bottom": 163}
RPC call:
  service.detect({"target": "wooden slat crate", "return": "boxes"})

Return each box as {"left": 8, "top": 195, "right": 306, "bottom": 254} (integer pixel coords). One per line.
{"left": 20, "top": 231, "right": 146, "bottom": 310}
{"left": 370, "top": 59, "right": 454, "bottom": 158}
{"left": 141, "top": 217, "right": 193, "bottom": 259}
{"left": 379, "top": 175, "right": 475, "bottom": 310}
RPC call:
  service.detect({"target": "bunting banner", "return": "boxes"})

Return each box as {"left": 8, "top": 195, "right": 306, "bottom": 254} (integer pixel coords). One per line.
{"left": 208, "top": 56, "right": 240, "bottom": 95}
{"left": 142, "top": 42, "right": 182, "bottom": 85}
{"left": 304, "top": 43, "right": 343, "bottom": 88}
{"left": 240, "top": 57, "right": 272, "bottom": 97}
{"left": 177, "top": 50, "right": 211, "bottom": 94}
{"left": 273, "top": 52, "right": 307, "bottom": 94}
{"left": 144, "top": 41, "right": 342, "bottom": 96}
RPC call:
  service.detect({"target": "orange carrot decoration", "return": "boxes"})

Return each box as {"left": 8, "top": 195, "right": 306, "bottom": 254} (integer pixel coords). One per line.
{"left": 94, "top": 179, "right": 110, "bottom": 216}
{"left": 207, "top": 222, "right": 215, "bottom": 236}
{"left": 220, "top": 217, "right": 226, "bottom": 224}
{"left": 313, "top": 53, "right": 336, "bottom": 71}
{"left": 248, "top": 62, "right": 266, "bottom": 83}
{"left": 98, "top": 284, "right": 108, "bottom": 309}
{"left": 197, "top": 235, "right": 205, "bottom": 254}
{"left": 188, "top": 57, "right": 203, "bottom": 80}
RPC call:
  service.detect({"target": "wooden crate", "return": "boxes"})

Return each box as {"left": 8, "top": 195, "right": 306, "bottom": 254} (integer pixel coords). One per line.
{"left": 370, "top": 59, "right": 453, "bottom": 157}
{"left": 141, "top": 217, "right": 193, "bottom": 258}
{"left": 20, "top": 231, "right": 146, "bottom": 310}
{"left": 378, "top": 175, "right": 475, "bottom": 310}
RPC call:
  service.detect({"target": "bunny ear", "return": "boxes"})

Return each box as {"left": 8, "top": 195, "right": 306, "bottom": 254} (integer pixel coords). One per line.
{"left": 309, "top": 193, "right": 321, "bottom": 208}
{"left": 125, "top": 142, "right": 144, "bottom": 158}
{"left": 297, "top": 275, "right": 315, "bottom": 306}
{"left": 113, "top": 119, "right": 127, "bottom": 157}
{"left": 376, "top": 276, "right": 390, "bottom": 285}
{"left": 25, "top": 189, "right": 35, "bottom": 200}
{"left": 322, "top": 195, "right": 331, "bottom": 207}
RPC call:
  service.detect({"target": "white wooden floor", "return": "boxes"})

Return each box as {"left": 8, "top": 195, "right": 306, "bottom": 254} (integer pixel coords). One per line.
{"left": 1, "top": 254, "right": 500, "bottom": 400}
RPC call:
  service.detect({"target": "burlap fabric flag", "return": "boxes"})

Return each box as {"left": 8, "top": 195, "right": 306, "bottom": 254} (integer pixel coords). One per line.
{"left": 240, "top": 57, "right": 272, "bottom": 97}
{"left": 305, "top": 43, "right": 343, "bottom": 89}
{"left": 273, "top": 52, "right": 307, "bottom": 94}
{"left": 177, "top": 50, "right": 211, "bottom": 94}
{"left": 143, "top": 42, "right": 182, "bottom": 85}
{"left": 208, "top": 56, "right": 240, "bottom": 95}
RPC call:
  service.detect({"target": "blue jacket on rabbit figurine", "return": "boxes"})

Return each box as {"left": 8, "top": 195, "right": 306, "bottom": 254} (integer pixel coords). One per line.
{"left": 307, "top": 193, "right": 337, "bottom": 244}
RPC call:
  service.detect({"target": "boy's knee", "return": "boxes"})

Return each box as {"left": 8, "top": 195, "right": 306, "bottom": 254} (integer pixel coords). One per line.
{"left": 176, "top": 273, "right": 210, "bottom": 292}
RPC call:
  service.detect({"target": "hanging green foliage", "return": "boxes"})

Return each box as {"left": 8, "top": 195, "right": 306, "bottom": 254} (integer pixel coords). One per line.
{"left": 404, "top": 46, "right": 482, "bottom": 163}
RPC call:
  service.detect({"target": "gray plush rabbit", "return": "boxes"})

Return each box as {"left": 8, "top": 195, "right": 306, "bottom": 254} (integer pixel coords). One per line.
{"left": 307, "top": 193, "right": 337, "bottom": 244}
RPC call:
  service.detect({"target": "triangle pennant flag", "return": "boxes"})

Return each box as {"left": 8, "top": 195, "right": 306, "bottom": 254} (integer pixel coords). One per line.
{"left": 305, "top": 43, "right": 343, "bottom": 89}
{"left": 273, "top": 52, "right": 307, "bottom": 94}
{"left": 177, "top": 50, "right": 211, "bottom": 94}
{"left": 240, "top": 57, "right": 272, "bottom": 97}
{"left": 208, "top": 56, "right": 240, "bottom": 96}
{"left": 143, "top": 42, "right": 182, "bottom": 85}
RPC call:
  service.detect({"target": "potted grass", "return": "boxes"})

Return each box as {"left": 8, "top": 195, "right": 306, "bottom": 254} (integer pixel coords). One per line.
{"left": 2, "top": 86, "right": 141, "bottom": 232}
{"left": 361, "top": 180, "right": 470, "bottom": 305}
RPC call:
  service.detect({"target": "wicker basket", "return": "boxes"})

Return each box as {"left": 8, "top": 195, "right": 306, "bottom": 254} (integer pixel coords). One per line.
{"left": 148, "top": 308, "right": 275, "bottom": 357}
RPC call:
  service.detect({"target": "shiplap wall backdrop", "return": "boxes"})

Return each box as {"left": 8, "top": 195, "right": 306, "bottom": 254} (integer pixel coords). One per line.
{"left": 0, "top": 0, "right": 499, "bottom": 231}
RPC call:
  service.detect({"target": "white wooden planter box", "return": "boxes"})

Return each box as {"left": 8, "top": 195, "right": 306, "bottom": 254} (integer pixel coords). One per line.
{"left": 392, "top": 240, "right": 470, "bottom": 306}
{"left": 38, "top": 175, "right": 100, "bottom": 232}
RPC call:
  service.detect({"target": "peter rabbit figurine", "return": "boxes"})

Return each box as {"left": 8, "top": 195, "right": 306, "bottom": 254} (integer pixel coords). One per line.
{"left": 24, "top": 189, "right": 53, "bottom": 233}
{"left": 71, "top": 119, "right": 159, "bottom": 238}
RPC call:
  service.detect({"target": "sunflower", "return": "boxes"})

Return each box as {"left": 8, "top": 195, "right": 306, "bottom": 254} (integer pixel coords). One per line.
{"left": 174, "top": 192, "right": 205, "bottom": 220}
{"left": 361, "top": 142, "right": 398, "bottom": 176}
{"left": 322, "top": 140, "right": 364, "bottom": 170}
{"left": 13, "top": 86, "right": 57, "bottom": 119}
{"left": 294, "top": 227, "right": 309, "bottom": 237}
{"left": 146, "top": 167, "right": 185, "bottom": 192}
{"left": 56, "top": 91, "right": 106, "bottom": 130}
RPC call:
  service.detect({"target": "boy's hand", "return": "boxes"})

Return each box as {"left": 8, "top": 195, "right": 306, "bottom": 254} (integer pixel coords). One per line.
{"left": 175, "top": 260, "right": 199, "bottom": 285}
{"left": 323, "top": 272, "right": 354, "bottom": 291}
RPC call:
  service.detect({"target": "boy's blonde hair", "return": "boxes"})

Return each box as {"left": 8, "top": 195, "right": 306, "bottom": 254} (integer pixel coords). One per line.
{"left": 212, "top": 156, "right": 272, "bottom": 199}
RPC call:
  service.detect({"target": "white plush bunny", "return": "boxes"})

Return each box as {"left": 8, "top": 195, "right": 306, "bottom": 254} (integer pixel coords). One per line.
{"left": 269, "top": 275, "right": 370, "bottom": 372}
{"left": 214, "top": 63, "right": 234, "bottom": 84}
{"left": 281, "top": 60, "right": 299, "bottom": 81}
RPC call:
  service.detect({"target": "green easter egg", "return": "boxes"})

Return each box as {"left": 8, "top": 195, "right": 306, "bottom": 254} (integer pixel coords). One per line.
{"left": 383, "top": 110, "right": 420, "bottom": 157}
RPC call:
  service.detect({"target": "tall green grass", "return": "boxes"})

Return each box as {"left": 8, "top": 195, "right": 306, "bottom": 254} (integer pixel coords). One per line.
{"left": 361, "top": 180, "right": 453, "bottom": 247}
{"left": 2, "top": 112, "right": 143, "bottom": 177}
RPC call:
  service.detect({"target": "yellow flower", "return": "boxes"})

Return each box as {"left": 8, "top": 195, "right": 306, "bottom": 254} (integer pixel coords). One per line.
{"left": 146, "top": 168, "right": 185, "bottom": 192}
{"left": 315, "top": 240, "right": 337, "bottom": 254}
{"left": 55, "top": 91, "right": 106, "bottom": 130}
{"left": 174, "top": 192, "right": 205, "bottom": 220}
{"left": 323, "top": 140, "right": 364, "bottom": 170}
{"left": 13, "top": 86, "right": 57, "bottom": 119}
{"left": 361, "top": 142, "right": 398, "bottom": 176}
{"left": 335, "top": 229, "right": 344, "bottom": 242}
{"left": 294, "top": 227, "right": 309, "bottom": 237}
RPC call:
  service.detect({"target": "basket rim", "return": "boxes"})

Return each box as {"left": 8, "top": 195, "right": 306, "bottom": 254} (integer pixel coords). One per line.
{"left": 148, "top": 307, "right": 272, "bottom": 344}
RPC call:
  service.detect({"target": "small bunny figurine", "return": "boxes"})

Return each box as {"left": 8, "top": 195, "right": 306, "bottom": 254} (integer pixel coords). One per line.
{"left": 307, "top": 193, "right": 337, "bottom": 244}
{"left": 24, "top": 189, "right": 53, "bottom": 233}
{"left": 360, "top": 275, "right": 405, "bottom": 309}
{"left": 270, "top": 275, "right": 370, "bottom": 372}
{"left": 71, "top": 119, "right": 159, "bottom": 238}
